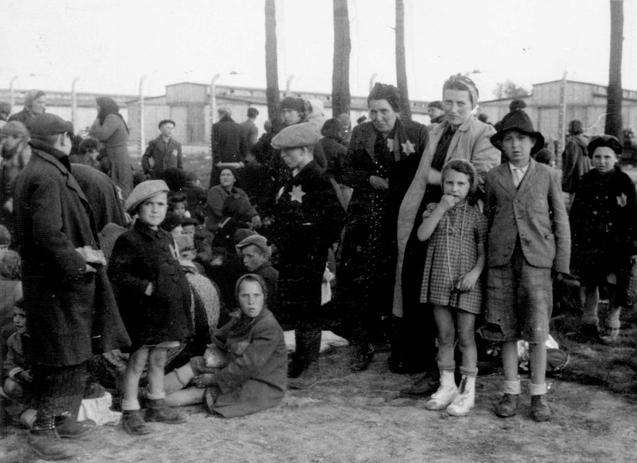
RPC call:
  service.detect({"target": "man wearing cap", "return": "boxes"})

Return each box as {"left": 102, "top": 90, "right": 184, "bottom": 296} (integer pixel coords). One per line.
{"left": 142, "top": 119, "right": 183, "bottom": 179}
{"left": 427, "top": 100, "right": 445, "bottom": 125}
{"left": 561, "top": 120, "right": 591, "bottom": 211}
{"left": 236, "top": 234, "right": 278, "bottom": 309}
{"left": 267, "top": 123, "right": 345, "bottom": 389}
{"left": 241, "top": 107, "right": 260, "bottom": 149}
{"left": 482, "top": 109, "right": 570, "bottom": 422}
{"left": 14, "top": 114, "right": 130, "bottom": 460}
{"left": 210, "top": 107, "right": 248, "bottom": 188}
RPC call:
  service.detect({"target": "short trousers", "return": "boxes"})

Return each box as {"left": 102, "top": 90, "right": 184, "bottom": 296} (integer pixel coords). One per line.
{"left": 481, "top": 244, "right": 552, "bottom": 343}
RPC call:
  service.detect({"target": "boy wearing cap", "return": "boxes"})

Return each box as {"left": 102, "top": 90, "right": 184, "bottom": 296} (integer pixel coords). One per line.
{"left": 142, "top": 119, "right": 183, "bottom": 179}
{"left": 13, "top": 114, "right": 130, "bottom": 459}
{"left": 236, "top": 234, "right": 278, "bottom": 308}
{"left": 482, "top": 110, "right": 570, "bottom": 422}
{"left": 268, "top": 123, "right": 345, "bottom": 389}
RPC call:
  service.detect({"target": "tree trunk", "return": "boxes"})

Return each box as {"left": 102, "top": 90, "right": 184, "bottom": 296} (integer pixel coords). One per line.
{"left": 605, "top": 0, "right": 623, "bottom": 139}
{"left": 332, "top": 0, "right": 351, "bottom": 116}
{"left": 265, "top": 0, "right": 280, "bottom": 120}
{"left": 395, "top": 0, "right": 411, "bottom": 120}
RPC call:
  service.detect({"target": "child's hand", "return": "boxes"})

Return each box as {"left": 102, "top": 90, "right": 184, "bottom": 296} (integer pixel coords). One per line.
{"left": 456, "top": 271, "right": 479, "bottom": 292}
{"left": 192, "top": 373, "right": 216, "bottom": 388}
{"left": 438, "top": 194, "right": 459, "bottom": 212}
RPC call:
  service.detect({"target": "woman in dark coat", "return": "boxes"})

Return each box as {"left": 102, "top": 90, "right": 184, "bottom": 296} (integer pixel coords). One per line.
{"left": 163, "top": 274, "right": 287, "bottom": 418}
{"left": 570, "top": 135, "right": 637, "bottom": 342}
{"left": 338, "top": 83, "right": 428, "bottom": 371}
{"left": 89, "top": 97, "right": 134, "bottom": 198}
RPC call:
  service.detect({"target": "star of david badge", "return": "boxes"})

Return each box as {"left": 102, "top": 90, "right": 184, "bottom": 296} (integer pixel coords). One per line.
{"left": 289, "top": 185, "right": 306, "bottom": 203}
{"left": 617, "top": 193, "right": 627, "bottom": 207}
{"left": 401, "top": 140, "right": 415, "bottom": 154}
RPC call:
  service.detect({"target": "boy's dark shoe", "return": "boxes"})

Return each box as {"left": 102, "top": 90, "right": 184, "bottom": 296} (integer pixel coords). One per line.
{"left": 288, "top": 363, "right": 319, "bottom": 390}
{"left": 145, "top": 399, "right": 187, "bottom": 424}
{"left": 350, "top": 344, "right": 375, "bottom": 372}
{"left": 122, "top": 410, "right": 151, "bottom": 435}
{"left": 27, "top": 428, "right": 75, "bottom": 461}
{"left": 399, "top": 371, "right": 440, "bottom": 398}
{"left": 530, "top": 395, "right": 551, "bottom": 422}
{"left": 55, "top": 415, "right": 96, "bottom": 439}
{"left": 495, "top": 393, "right": 519, "bottom": 418}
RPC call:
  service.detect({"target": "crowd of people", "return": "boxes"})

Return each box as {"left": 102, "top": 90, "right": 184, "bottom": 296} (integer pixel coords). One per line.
{"left": 0, "top": 75, "right": 636, "bottom": 461}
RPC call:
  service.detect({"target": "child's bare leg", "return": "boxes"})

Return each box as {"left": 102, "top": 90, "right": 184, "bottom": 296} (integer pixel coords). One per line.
{"left": 494, "top": 340, "right": 521, "bottom": 418}
{"left": 456, "top": 312, "right": 477, "bottom": 373}
{"left": 122, "top": 348, "right": 150, "bottom": 410}
{"left": 432, "top": 305, "right": 455, "bottom": 369}
{"left": 163, "top": 364, "right": 195, "bottom": 395}
{"left": 601, "top": 285, "right": 622, "bottom": 343}
{"left": 501, "top": 341, "right": 519, "bottom": 383}
{"left": 164, "top": 387, "right": 205, "bottom": 407}
{"left": 528, "top": 342, "right": 547, "bottom": 389}
{"left": 147, "top": 348, "right": 168, "bottom": 399}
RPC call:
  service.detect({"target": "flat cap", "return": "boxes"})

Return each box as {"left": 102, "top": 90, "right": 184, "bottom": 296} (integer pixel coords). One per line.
{"left": 236, "top": 234, "right": 272, "bottom": 259}
{"left": 27, "top": 114, "right": 74, "bottom": 139}
{"left": 271, "top": 123, "right": 320, "bottom": 149}
{"left": 125, "top": 180, "right": 169, "bottom": 213}
{"left": 587, "top": 135, "right": 622, "bottom": 156}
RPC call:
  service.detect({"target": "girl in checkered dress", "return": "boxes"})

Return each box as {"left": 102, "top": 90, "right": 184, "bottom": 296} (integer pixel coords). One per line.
{"left": 418, "top": 159, "right": 487, "bottom": 416}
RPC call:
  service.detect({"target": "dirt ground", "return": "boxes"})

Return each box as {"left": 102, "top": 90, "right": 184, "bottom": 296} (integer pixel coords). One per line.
{"left": 2, "top": 344, "right": 636, "bottom": 463}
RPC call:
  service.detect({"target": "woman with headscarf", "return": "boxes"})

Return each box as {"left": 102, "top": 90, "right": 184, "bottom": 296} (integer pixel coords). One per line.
{"left": 1, "top": 122, "right": 31, "bottom": 235}
{"left": 396, "top": 74, "right": 500, "bottom": 396}
{"left": 8, "top": 90, "right": 46, "bottom": 125}
{"left": 338, "top": 83, "right": 428, "bottom": 371}
{"left": 89, "top": 97, "right": 134, "bottom": 198}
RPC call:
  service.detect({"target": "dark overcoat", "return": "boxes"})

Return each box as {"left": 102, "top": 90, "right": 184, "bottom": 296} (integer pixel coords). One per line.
{"left": 267, "top": 160, "right": 345, "bottom": 325}
{"left": 108, "top": 220, "right": 194, "bottom": 350}
{"left": 141, "top": 135, "right": 183, "bottom": 179}
{"left": 209, "top": 307, "right": 287, "bottom": 418}
{"left": 13, "top": 140, "right": 130, "bottom": 367}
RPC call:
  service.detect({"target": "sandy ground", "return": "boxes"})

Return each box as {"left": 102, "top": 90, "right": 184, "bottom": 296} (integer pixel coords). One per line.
{"left": 2, "top": 347, "right": 636, "bottom": 463}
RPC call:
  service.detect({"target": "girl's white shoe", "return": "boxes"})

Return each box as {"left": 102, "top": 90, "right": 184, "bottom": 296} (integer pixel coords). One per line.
{"left": 425, "top": 370, "right": 458, "bottom": 410}
{"left": 446, "top": 375, "right": 475, "bottom": 417}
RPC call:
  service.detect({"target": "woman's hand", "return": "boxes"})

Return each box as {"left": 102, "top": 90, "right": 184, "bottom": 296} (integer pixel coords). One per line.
{"left": 369, "top": 176, "right": 389, "bottom": 190}
{"left": 192, "top": 373, "right": 216, "bottom": 388}
{"left": 456, "top": 270, "right": 479, "bottom": 292}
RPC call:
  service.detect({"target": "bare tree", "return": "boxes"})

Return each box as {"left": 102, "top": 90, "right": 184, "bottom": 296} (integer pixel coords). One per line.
{"left": 605, "top": 0, "right": 623, "bottom": 139}
{"left": 494, "top": 80, "right": 531, "bottom": 99}
{"left": 332, "top": 0, "right": 351, "bottom": 115}
{"left": 265, "top": 0, "right": 280, "bottom": 120}
{"left": 395, "top": 0, "right": 411, "bottom": 119}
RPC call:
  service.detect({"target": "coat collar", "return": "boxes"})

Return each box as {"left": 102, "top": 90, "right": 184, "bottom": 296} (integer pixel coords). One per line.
{"left": 29, "top": 140, "right": 90, "bottom": 205}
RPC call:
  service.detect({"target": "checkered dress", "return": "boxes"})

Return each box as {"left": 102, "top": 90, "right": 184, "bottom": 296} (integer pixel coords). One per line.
{"left": 419, "top": 202, "right": 488, "bottom": 314}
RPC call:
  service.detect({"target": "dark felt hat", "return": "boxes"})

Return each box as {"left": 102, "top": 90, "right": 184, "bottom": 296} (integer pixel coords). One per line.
{"left": 490, "top": 110, "right": 544, "bottom": 154}
{"left": 279, "top": 97, "right": 305, "bottom": 114}
{"left": 27, "top": 114, "right": 74, "bottom": 139}
{"left": 587, "top": 135, "right": 622, "bottom": 156}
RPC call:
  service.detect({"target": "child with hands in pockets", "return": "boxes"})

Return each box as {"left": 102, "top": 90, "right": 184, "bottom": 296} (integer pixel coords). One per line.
{"left": 417, "top": 159, "right": 487, "bottom": 416}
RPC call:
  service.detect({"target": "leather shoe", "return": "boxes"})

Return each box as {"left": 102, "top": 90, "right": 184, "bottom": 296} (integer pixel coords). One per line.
{"left": 27, "top": 429, "right": 75, "bottom": 461}
{"left": 55, "top": 415, "right": 96, "bottom": 439}
{"left": 399, "top": 371, "right": 440, "bottom": 398}
{"left": 495, "top": 393, "right": 519, "bottom": 418}
{"left": 530, "top": 395, "right": 550, "bottom": 422}
{"left": 350, "top": 344, "right": 375, "bottom": 372}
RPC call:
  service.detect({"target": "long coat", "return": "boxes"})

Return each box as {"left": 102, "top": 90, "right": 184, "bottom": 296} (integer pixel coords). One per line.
{"left": 141, "top": 135, "right": 183, "bottom": 179}
{"left": 267, "top": 160, "right": 345, "bottom": 325}
{"left": 394, "top": 117, "right": 499, "bottom": 316}
{"left": 209, "top": 307, "right": 287, "bottom": 418}
{"left": 561, "top": 134, "right": 591, "bottom": 193}
{"left": 71, "top": 163, "right": 128, "bottom": 231}
{"left": 13, "top": 140, "right": 131, "bottom": 366}
{"left": 210, "top": 115, "right": 247, "bottom": 187}
{"left": 108, "top": 220, "right": 194, "bottom": 350}
{"left": 484, "top": 159, "right": 570, "bottom": 273}
{"left": 341, "top": 119, "right": 428, "bottom": 323}
{"left": 89, "top": 114, "right": 134, "bottom": 197}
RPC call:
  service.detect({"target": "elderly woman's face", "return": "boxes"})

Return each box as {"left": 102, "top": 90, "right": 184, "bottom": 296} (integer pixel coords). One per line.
{"left": 238, "top": 280, "right": 265, "bottom": 318}
{"left": 30, "top": 96, "right": 46, "bottom": 115}
{"left": 443, "top": 89, "right": 473, "bottom": 127}
{"left": 219, "top": 169, "right": 236, "bottom": 189}
{"left": 369, "top": 99, "right": 398, "bottom": 134}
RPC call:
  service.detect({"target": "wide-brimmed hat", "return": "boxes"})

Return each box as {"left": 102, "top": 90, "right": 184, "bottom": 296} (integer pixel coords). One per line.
{"left": 125, "top": 180, "right": 169, "bottom": 213}
{"left": 587, "top": 135, "right": 622, "bottom": 156}
{"left": 236, "top": 234, "right": 272, "bottom": 259}
{"left": 490, "top": 110, "right": 544, "bottom": 154}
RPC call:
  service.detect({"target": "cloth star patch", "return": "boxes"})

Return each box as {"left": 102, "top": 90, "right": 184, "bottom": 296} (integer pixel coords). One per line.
{"left": 289, "top": 185, "right": 306, "bottom": 203}
{"left": 401, "top": 140, "right": 415, "bottom": 154}
{"left": 617, "top": 193, "right": 627, "bottom": 207}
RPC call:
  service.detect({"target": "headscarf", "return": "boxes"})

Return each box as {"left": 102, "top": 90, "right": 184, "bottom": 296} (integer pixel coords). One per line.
{"left": 443, "top": 74, "right": 479, "bottom": 108}
{"left": 24, "top": 90, "right": 45, "bottom": 110}
{"left": 96, "top": 97, "right": 130, "bottom": 133}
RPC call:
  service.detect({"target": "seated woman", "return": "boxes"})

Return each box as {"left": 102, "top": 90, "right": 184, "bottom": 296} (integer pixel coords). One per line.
{"left": 163, "top": 274, "right": 287, "bottom": 418}
{"left": 205, "top": 167, "right": 261, "bottom": 233}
